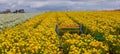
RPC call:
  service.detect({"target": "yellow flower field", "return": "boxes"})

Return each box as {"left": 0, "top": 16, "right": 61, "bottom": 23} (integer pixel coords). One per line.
{"left": 0, "top": 11, "right": 120, "bottom": 54}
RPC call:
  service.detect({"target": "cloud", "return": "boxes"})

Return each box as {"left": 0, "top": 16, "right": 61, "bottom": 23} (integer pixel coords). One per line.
{"left": 0, "top": 0, "right": 120, "bottom": 12}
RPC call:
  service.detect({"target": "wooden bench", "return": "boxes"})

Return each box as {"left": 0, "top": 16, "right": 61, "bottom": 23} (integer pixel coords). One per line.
{"left": 55, "top": 24, "right": 83, "bottom": 36}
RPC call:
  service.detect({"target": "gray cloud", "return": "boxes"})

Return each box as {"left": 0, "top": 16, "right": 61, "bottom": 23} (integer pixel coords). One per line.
{"left": 0, "top": 0, "right": 120, "bottom": 12}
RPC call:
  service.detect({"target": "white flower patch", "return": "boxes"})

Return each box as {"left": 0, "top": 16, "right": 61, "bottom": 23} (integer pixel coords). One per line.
{"left": 0, "top": 13, "right": 40, "bottom": 31}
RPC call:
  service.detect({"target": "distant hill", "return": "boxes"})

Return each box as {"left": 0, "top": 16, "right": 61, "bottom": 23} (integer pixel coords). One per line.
{"left": 99, "top": 9, "right": 120, "bottom": 12}
{"left": 113, "top": 9, "right": 120, "bottom": 11}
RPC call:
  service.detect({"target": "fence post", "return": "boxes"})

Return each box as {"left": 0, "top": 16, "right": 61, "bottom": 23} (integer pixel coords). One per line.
{"left": 79, "top": 24, "right": 83, "bottom": 35}
{"left": 56, "top": 24, "right": 59, "bottom": 35}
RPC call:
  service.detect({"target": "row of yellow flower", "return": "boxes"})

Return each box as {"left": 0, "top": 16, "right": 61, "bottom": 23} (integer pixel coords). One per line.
{"left": 62, "top": 33, "right": 109, "bottom": 54}
{"left": 55, "top": 12, "right": 110, "bottom": 54}
{"left": 0, "top": 11, "right": 120, "bottom": 54}
{"left": 63, "top": 11, "right": 120, "bottom": 54}
{"left": 0, "top": 12, "right": 61, "bottom": 54}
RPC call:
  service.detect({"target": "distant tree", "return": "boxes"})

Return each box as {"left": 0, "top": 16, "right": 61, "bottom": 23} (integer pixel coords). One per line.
{"left": 6, "top": 9, "right": 11, "bottom": 13}
{"left": 0, "top": 11, "right": 1, "bottom": 14}
{"left": 18, "top": 9, "right": 25, "bottom": 13}
{"left": 13, "top": 9, "right": 25, "bottom": 13}
{"left": 13, "top": 10, "right": 19, "bottom": 13}
{"left": 2, "top": 9, "right": 11, "bottom": 14}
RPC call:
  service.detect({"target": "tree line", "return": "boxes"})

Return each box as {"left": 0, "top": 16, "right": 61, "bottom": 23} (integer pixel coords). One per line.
{"left": 0, "top": 9, "right": 25, "bottom": 14}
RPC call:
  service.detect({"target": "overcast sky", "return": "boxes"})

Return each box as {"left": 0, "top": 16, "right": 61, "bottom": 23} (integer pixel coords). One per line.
{"left": 0, "top": 0, "right": 120, "bottom": 12}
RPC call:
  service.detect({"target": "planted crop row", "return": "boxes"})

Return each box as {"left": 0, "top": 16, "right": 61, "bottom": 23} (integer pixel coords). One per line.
{"left": 0, "top": 11, "right": 119, "bottom": 54}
